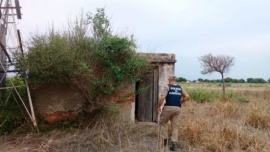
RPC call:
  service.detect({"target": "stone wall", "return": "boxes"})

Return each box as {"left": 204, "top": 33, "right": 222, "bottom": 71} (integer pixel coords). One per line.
{"left": 31, "top": 53, "right": 175, "bottom": 123}
{"left": 108, "top": 83, "right": 135, "bottom": 122}
{"left": 31, "top": 82, "right": 86, "bottom": 122}
{"left": 32, "top": 82, "right": 135, "bottom": 122}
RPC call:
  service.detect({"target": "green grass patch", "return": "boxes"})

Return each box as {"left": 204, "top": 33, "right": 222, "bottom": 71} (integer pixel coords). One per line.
{"left": 186, "top": 88, "right": 221, "bottom": 103}
{"left": 186, "top": 88, "right": 249, "bottom": 103}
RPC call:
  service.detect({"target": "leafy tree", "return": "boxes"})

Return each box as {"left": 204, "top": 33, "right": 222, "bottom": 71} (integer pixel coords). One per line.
{"left": 198, "top": 78, "right": 203, "bottom": 82}
{"left": 254, "top": 78, "right": 266, "bottom": 83}
{"left": 213, "top": 79, "right": 221, "bottom": 83}
{"left": 247, "top": 78, "right": 254, "bottom": 83}
{"left": 199, "top": 53, "right": 235, "bottom": 95}
{"left": 176, "top": 77, "right": 187, "bottom": 82}
{"left": 268, "top": 77, "right": 270, "bottom": 83}
{"left": 87, "top": 8, "right": 111, "bottom": 39}
{"left": 238, "top": 79, "right": 245, "bottom": 83}
{"left": 224, "top": 77, "right": 233, "bottom": 83}
{"left": 247, "top": 78, "right": 266, "bottom": 83}
{"left": 223, "top": 77, "right": 245, "bottom": 83}
{"left": 204, "top": 79, "right": 210, "bottom": 83}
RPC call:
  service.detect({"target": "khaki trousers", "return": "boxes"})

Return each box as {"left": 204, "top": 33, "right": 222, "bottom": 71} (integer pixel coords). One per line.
{"left": 160, "top": 106, "right": 181, "bottom": 142}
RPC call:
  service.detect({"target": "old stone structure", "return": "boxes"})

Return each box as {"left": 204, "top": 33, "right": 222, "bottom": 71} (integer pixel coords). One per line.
{"left": 120, "top": 53, "right": 176, "bottom": 122}
{"left": 32, "top": 53, "right": 176, "bottom": 123}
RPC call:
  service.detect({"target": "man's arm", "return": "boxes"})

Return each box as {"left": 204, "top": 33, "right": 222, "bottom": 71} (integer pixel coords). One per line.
{"left": 181, "top": 91, "right": 190, "bottom": 104}
{"left": 158, "top": 86, "right": 168, "bottom": 113}
{"left": 158, "top": 95, "right": 165, "bottom": 112}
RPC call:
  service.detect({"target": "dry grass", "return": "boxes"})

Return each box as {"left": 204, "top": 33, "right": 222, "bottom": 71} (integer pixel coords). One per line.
{"left": 202, "top": 124, "right": 267, "bottom": 152}
{"left": 1, "top": 83, "right": 270, "bottom": 152}
{"left": 210, "top": 101, "right": 241, "bottom": 118}
{"left": 179, "top": 119, "right": 207, "bottom": 145}
{"left": 237, "top": 89, "right": 270, "bottom": 101}
{"left": 0, "top": 120, "right": 161, "bottom": 152}
{"left": 177, "top": 83, "right": 270, "bottom": 152}
{"left": 245, "top": 103, "right": 270, "bottom": 129}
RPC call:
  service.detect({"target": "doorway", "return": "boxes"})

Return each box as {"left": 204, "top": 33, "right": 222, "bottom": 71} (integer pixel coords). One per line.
{"left": 135, "top": 66, "right": 159, "bottom": 122}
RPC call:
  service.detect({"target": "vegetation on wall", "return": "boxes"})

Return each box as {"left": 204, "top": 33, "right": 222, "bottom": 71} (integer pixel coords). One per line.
{"left": 16, "top": 8, "right": 150, "bottom": 104}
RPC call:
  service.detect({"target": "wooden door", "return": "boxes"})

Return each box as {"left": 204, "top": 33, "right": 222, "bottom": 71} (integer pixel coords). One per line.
{"left": 135, "top": 66, "right": 159, "bottom": 122}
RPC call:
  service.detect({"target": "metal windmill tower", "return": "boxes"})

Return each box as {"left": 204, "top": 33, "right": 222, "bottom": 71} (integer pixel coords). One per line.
{"left": 0, "top": 0, "right": 38, "bottom": 132}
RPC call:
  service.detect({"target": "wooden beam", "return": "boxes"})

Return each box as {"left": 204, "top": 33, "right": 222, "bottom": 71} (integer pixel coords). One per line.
{"left": 0, "top": 69, "right": 20, "bottom": 73}
{"left": 0, "top": 41, "right": 12, "bottom": 62}
{"left": 0, "top": 0, "right": 3, "bottom": 7}
{"left": 0, "top": 0, "right": 2, "bottom": 18}
{"left": 14, "top": 0, "right": 21, "bottom": 19}
{"left": 0, "top": 6, "right": 18, "bottom": 8}
{"left": 17, "top": 29, "right": 23, "bottom": 55}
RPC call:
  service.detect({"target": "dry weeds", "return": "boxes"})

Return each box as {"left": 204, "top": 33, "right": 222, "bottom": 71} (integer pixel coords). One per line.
{"left": 245, "top": 102, "right": 270, "bottom": 129}
{"left": 0, "top": 121, "right": 161, "bottom": 152}
{"left": 0, "top": 83, "right": 270, "bottom": 152}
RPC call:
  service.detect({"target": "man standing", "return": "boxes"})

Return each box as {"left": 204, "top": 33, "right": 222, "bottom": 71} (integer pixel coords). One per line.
{"left": 158, "top": 76, "right": 189, "bottom": 151}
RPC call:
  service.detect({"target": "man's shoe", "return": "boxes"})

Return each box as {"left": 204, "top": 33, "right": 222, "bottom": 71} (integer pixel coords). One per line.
{"left": 170, "top": 142, "right": 177, "bottom": 151}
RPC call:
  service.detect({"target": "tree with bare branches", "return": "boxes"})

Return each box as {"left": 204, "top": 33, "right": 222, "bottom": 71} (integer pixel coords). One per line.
{"left": 199, "top": 53, "right": 235, "bottom": 95}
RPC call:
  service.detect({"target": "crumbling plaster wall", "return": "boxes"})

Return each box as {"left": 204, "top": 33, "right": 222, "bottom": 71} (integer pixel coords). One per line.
{"left": 31, "top": 82, "right": 86, "bottom": 122}
{"left": 158, "top": 63, "right": 175, "bottom": 97}
{"left": 138, "top": 53, "right": 176, "bottom": 98}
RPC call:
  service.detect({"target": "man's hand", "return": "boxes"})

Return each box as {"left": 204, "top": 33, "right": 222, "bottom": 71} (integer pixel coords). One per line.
{"left": 158, "top": 95, "right": 165, "bottom": 113}
{"left": 158, "top": 106, "right": 162, "bottom": 113}
{"left": 181, "top": 91, "right": 190, "bottom": 104}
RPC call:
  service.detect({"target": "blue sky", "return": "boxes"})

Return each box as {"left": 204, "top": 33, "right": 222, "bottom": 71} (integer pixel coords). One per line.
{"left": 19, "top": 0, "right": 270, "bottom": 81}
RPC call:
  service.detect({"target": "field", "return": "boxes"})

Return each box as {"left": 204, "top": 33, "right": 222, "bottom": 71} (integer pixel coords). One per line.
{"left": 178, "top": 83, "right": 270, "bottom": 151}
{"left": 0, "top": 83, "right": 270, "bottom": 152}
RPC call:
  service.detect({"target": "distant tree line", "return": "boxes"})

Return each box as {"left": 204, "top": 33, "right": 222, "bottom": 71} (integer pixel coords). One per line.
{"left": 246, "top": 78, "right": 267, "bottom": 83}
{"left": 197, "top": 77, "right": 246, "bottom": 83}
{"left": 176, "top": 77, "right": 269, "bottom": 83}
{"left": 176, "top": 77, "right": 188, "bottom": 82}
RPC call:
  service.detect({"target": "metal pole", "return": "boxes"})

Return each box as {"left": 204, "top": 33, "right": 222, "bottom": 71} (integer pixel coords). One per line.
{"left": 25, "top": 79, "right": 39, "bottom": 133}
{"left": 158, "top": 113, "right": 161, "bottom": 151}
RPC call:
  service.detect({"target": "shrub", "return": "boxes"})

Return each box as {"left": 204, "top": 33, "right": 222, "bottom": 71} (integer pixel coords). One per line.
{"left": 16, "top": 8, "right": 151, "bottom": 104}
{"left": 0, "top": 77, "right": 27, "bottom": 134}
